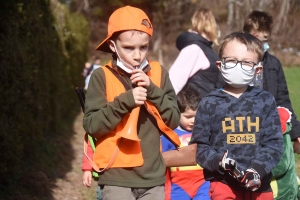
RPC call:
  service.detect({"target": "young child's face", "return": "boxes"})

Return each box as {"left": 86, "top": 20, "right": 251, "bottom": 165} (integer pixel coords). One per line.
{"left": 251, "top": 31, "right": 269, "bottom": 43}
{"left": 180, "top": 108, "right": 196, "bottom": 132}
{"left": 112, "top": 31, "right": 150, "bottom": 68}
{"left": 217, "top": 39, "right": 261, "bottom": 73}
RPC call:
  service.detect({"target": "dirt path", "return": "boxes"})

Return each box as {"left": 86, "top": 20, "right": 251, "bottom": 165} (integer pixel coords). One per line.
{"left": 52, "top": 112, "right": 97, "bottom": 200}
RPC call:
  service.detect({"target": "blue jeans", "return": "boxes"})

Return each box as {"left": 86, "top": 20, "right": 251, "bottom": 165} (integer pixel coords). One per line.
{"left": 97, "top": 185, "right": 103, "bottom": 200}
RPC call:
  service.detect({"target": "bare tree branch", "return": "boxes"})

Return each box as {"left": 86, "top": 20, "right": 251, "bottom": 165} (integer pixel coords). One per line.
{"left": 235, "top": 0, "right": 245, "bottom": 6}
{"left": 273, "top": 0, "right": 290, "bottom": 35}
{"left": 83, "top": 0, "right": 89, "bottom": 11}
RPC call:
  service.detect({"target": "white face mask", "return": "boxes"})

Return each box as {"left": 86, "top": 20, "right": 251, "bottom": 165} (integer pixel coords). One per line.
{"left": 112, "top": 41, "right": 149, "bottom": 73}
{"left": 221, "top": 62, "right": 257, "bottom": 88}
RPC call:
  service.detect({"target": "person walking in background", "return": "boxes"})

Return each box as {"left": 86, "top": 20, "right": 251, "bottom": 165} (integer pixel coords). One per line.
{"left": 243, "top": 10, "right": 300, "bottom": 153}
{"left": 84, "top": 72, "right": 91, "bottom": 90}
{"left": 169, "top": 8, "right": 224, "bottom": 97}
{"left": 82, "top": 61, "right": 92, "bottom": 78}
{"left": 84, "top": 57, "right": 101, "bottom": 90}
{"left": 91, "top": 56, "right": 101, "bottom": 71}
{"left": 190, "top": 32, "right": 283, "bottom": 199}
{"left": 83, "top": 5, "right": 180, "bottom": 200}
{"left": 161, "top": 85, "right": 210, "bottom": 200}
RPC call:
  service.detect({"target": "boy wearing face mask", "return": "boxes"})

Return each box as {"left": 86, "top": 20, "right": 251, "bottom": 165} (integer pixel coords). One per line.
{"left": 243, "top": 11, "right": 300, "bottom": 153}
{"left": 190, "top": 32, "right": 283, "bottom": 200}
{"left": 83, "top": 6, "right": 181, "bottom": 200}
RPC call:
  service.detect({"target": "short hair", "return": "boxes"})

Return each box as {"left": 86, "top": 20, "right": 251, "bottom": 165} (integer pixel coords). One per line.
{"left": 177, "top": 86, "right": 201, "bottom": 113}
{"left": 219, "top": 32, "right": 264, "bottom": 62}
{"left": 191, "top": 8, "right": 219, "bottom": 45}
{"left": 243, "top": 11, "right": 273, "bottom": 34}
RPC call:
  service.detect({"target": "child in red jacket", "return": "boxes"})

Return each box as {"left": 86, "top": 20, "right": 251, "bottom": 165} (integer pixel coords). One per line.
{"left": 82, "top": 136, "right": 102, "bottom": 200}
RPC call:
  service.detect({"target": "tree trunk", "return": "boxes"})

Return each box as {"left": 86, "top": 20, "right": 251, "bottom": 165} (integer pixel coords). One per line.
{"left": 273, "top": 0, "right": 290, "bottom": 35}
{"left": 227, "top": 0, "right": 235, "bottom": 33}
{"left": 83, "top": 0, "right": 89, "bottom": 11}
{"left": 153, "top": 25, "right": 164, "bottom": 65}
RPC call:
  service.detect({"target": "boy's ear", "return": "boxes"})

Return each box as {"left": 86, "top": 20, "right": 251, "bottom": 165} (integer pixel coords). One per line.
{"left": 255, "top": 62, "right": 263, "bottom": 74}
{"left": 216, "top": 61, "right": 222, "bottom": 71}
{"left": 250, "top": 31, "right": 258, "bottom": 37}
{"left": 108, "top": 40, "right": 116, "bottom": 53}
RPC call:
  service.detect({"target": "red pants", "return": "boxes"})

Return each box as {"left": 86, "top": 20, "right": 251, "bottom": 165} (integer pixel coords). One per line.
{"left": 210, "top": 182, "right": 273, "bottom": 200}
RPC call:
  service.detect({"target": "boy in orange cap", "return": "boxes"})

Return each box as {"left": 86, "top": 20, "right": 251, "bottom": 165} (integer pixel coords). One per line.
{"left": 83, "top": 6, "right": 180, "bottom": 200}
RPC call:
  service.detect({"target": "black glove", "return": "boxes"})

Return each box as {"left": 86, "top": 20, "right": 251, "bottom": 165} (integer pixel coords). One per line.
{"left": 240, "top": 168, "right": 261, "bottom": 191}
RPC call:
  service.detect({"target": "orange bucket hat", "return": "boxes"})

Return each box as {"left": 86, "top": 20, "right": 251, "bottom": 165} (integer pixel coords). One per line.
{"left": 95, "top": 6, "right": 153, "bottom": 53}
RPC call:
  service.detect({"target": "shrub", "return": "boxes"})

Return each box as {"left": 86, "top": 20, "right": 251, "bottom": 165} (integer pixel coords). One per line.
{"left": 0, "top": 0, "right": 89, "bottom": 198}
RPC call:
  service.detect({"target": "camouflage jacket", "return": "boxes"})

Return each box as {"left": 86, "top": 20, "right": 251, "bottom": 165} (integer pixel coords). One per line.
{"left": 190, "top": 86, "right": 283, "bottom": 192}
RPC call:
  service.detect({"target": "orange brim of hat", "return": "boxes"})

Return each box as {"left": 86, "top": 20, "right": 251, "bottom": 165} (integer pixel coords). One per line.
{"left": 95, "top": 35, "right": 113, "bottom": 53}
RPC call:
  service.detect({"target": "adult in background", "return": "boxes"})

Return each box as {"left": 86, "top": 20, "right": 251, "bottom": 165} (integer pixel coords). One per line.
{"left": 243, "top": 11, "right": 300, "bottom": 153}
{"left": 82, "top": 61, "right": 92, "bottom": 78}
{"left": 169, "top": 8, "right": 225, "bottom": 97}
{"left": 84, "top": 57, "right": 101, "bottom": 90}
{"left": 91, "top": 56, "right": 101, "bottom": 71}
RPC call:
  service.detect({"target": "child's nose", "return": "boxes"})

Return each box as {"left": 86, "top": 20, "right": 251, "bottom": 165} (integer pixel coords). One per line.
{"left": 133, "top": 49, "right": 141, "bottom": 61}
{"left": 191, "top": 117, "right": 195, "bottom": 124}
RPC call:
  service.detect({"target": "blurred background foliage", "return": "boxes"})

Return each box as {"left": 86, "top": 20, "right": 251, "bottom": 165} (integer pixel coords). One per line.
{"left": 0, "top": 0, "right": 89, "bottom": 198}
{"left": 0, "top": 0, "right": 300, "bottom": 199}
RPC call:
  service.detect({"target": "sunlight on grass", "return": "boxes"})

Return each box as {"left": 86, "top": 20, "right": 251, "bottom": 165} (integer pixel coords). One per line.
{"left": 284, "top": 66, "right": 300, "bottom": 177}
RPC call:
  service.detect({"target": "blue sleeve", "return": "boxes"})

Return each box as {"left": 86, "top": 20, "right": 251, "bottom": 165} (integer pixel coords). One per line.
{"left": 161, "top": 135, "right": 176, "bottom": 152}
{"left": 190, "top": 99, "right": 223, "bottom": 173}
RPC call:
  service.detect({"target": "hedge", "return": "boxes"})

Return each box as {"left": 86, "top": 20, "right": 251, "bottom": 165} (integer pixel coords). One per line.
{"left": 0, "top": 0, "right": 89, "bottom": 198}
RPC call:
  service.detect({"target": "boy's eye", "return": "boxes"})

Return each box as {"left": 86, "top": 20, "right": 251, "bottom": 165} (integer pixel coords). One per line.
{"left": 124, "top": 47, "right": 134, "bottom": 51}
{"left": 225, "top": 59, "right": 236, "bottom": 63}
{"left": 185, "top": 115, "right": 194, "bottom": 119}
{"left": 242, "top": 61, "right": 255, "bottom": 67}
{"left": 140, "top": 45, "right": 148, "bottom": 51}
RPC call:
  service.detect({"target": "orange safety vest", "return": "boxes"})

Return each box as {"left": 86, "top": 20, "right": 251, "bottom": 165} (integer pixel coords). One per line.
{"left": 84, "top": 60, "right": 181, "bottom": 172}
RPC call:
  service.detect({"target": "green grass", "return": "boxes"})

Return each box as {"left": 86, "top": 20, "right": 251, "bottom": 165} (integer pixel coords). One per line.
{"left": 283, "top": 66, "right": 300, "bottom": 177}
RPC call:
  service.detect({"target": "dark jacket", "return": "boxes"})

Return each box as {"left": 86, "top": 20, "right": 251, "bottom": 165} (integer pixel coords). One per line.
{"left": 190, "top": 86, "right": 283, "bottom": 192}
{"left": 263, "top": 52, "right": 300, "bottom": 140}
{"left": 176, "top": 31, "right": 225, "bottom": 97}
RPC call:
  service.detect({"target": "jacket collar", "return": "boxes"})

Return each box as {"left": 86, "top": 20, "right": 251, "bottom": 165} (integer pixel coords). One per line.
{"left": 176, "top": 31, "right": 213, "bottom": 51}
